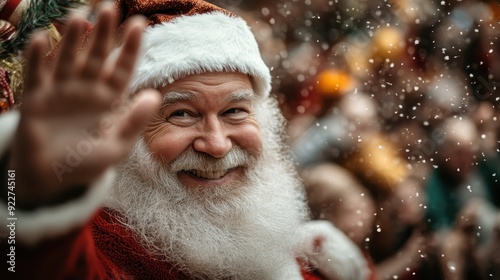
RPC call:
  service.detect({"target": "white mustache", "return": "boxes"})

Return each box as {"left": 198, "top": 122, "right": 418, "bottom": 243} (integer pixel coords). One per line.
{"left": 169, "top": 147, "right": 257, "bottom": 174}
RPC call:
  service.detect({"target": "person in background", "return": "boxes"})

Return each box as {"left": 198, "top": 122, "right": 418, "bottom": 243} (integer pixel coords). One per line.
{"left": 302, "top": 162, "right": 376, "bottom": 280}
{"left": 426, "top": 117, "right": 499, "bottom": 280}
{"left": 372, "top": 177, "right": 436, "bottom": 280}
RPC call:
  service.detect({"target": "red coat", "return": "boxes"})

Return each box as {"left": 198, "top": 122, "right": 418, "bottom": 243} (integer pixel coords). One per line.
{"left": 2, "top": 208, "right": 323, "bottom": 280}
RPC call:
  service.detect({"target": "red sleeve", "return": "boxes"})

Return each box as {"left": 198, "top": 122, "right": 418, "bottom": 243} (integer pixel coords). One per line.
{"left": 1, "top": 221, "right": 108, "bottom": 280}
{"left": 301, "top": 268, "right": 326, "bottom": 280}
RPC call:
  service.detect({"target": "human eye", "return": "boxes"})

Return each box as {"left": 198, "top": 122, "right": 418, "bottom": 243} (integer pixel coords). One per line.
{"left": 223, "top": 107, "right": 249, "bottom": 121}
{"left": 165, "top": 109, "right": 198, "bottom": 125}
{"left": 225, "top": 108, "right": 244, "bottom": 114}
{"left": 170, "top": 110, "right": 190, "bottom": 118}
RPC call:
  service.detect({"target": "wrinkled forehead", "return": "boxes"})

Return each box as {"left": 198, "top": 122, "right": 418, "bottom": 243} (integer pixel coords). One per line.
{"left": 161, "top": 89, "right": 258, "bottom": 106}
{"left": 158, "top": 71, "right": 258, "bottom": 102}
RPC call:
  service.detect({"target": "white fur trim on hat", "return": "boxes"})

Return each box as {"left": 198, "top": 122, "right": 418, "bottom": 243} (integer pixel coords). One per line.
{"left": 129, "top": 12, "right": 271, "bottom": 97}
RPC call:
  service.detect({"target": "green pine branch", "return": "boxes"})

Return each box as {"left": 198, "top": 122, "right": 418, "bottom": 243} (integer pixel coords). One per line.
{"left": 0, "top": 0, "right": 85, "bottom": 59}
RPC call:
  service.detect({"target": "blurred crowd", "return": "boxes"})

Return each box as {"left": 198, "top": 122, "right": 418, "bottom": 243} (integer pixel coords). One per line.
{"left": 212, "top": 0, "right": 500, "bottom": 279}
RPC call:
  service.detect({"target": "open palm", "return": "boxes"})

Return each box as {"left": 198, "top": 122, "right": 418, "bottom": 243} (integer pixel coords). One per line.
{"left": 10, "top": 7, "right": 160, "bottom": 208}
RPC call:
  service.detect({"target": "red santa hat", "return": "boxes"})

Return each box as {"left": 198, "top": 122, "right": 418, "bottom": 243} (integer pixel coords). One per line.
{"left": 118, "top": 0, "right": 271, "bottom": 97}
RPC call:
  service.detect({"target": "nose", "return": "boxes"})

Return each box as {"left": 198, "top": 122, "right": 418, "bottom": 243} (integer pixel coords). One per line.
{"left": 193, "top": 116, "right": 232, "bottom": 158}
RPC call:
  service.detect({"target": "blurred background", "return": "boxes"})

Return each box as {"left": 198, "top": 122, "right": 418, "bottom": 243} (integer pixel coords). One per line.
{"left": 211, "top": 1, "right": 500, "bottom": 279}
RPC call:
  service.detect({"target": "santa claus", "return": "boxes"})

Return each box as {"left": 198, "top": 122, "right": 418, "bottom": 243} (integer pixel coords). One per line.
{"left": 0, "top": 0, "right": 367, "bottom": 279}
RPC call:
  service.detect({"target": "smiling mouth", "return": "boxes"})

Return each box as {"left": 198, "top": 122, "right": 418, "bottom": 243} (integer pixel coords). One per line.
{"left": 186, "top": 169, "right": 230, "bottom": 180}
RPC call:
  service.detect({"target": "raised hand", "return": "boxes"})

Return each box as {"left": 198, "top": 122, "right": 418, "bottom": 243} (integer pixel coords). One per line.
{"left": 9, "top": 7, "right": 161, "bottom": 208}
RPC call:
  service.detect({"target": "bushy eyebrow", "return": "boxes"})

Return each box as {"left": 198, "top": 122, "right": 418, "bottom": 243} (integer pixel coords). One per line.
{"left": 228, "top": 89, "right": 257, "bottom": 103}
{"left": 162, "top": 89, "right": 257, "bottom": 106}
{"left": 162, "top": 91, "right": 198, "bottom": 106}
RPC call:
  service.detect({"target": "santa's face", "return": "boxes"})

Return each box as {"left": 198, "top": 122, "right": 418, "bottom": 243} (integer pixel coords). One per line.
{"left": 143, "top": 72, "right": 263, "bottom": 189}
{"left": 107, "top": 72, "right": 309, "bottom": 278}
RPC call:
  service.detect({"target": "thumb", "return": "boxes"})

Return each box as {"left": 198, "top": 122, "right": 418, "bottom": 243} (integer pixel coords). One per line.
{"left": 119, "top": 89, "right": 161, "bottom": 139}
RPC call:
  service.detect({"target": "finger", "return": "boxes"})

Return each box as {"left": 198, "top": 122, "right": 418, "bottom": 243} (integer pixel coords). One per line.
{"left": 104, "top": 16, "right": 146, "bottom": 92}
{"left": 23, "top": 32, "right": 48, "bottom": 93}
{"left": 79, "top": 6, "right": 118, "bottom": 80}
{"left": 52, "top": 16, "right": 87, "bottom": 81}
{"left": 117, "top": 89, "right": 161, "bottom": 139}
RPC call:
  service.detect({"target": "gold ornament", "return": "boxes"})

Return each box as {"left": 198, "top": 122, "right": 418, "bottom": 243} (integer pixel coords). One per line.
{"left": 0, "top": 55, "right": 24, "bottom": 107}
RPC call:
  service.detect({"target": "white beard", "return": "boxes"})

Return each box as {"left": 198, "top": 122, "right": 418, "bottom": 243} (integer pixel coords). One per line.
{"left": 104, "top": 98, "right": 309, "bottom": 279}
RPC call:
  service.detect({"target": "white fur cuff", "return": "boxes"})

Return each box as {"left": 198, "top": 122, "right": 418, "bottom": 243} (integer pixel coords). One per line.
{"left": 0, "top": 110, "right": 19, "bottom": 155}
{"left": 297, "top": 220, "right": 369, "bottom": 280}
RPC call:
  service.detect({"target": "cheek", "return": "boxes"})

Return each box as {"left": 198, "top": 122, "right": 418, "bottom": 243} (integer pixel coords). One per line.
{"left": 232, "top": 125, "right": 263, "bottom": 157}
{"left": 144, "top": 126, "right": 194, "bottom": 163}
